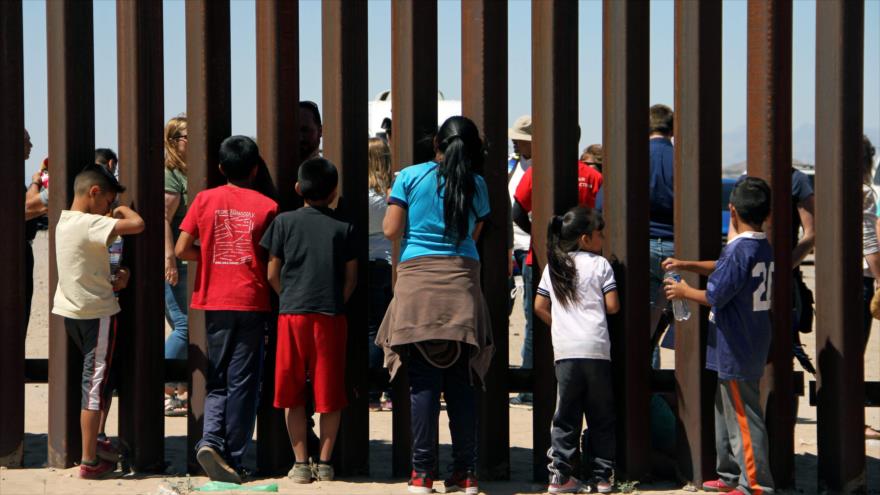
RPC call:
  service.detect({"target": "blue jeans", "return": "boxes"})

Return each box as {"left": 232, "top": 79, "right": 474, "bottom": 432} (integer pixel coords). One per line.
{"left": 649, "top": 239, "right": 674, "bottom": 369}
{"left": 518, "top": 251, "right": 534, "bottom": 370}
{"left": 197, "top": 310, "right": 266, "bottom": 469}
{"left": 409, "top": 348, "right": 477, "bottom": 474}
{"left": 164, "top": 262, "right": 189, "bottom": 360}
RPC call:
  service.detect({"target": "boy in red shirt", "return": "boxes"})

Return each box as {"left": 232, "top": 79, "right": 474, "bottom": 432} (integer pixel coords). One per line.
{"left": 261, "top": 158, "right": 357, "bottom": 483}
{"left": 175, "top": 136, "right": 278, "bottom": 483}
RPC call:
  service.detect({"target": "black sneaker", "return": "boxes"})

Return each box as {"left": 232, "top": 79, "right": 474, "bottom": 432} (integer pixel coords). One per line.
{"left": 196, "top": 446, "right": 241, "bottom": 484}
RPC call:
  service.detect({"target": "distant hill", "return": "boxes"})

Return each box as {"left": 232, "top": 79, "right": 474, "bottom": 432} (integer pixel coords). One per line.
{"left": 721, "top": 123, "right": 880, "bottom": 168}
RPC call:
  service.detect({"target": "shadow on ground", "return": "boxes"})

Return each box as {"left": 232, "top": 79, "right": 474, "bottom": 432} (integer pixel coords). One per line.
{"left": 20, "top": 433, "right": 880, "bottom": 493}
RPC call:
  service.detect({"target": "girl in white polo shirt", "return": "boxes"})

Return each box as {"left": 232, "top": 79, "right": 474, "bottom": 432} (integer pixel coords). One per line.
{"left": 534, "top": 206, "right": 620, "bottom": 494}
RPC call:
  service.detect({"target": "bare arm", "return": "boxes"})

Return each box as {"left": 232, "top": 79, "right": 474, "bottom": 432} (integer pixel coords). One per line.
{"left": 25, "top": 170, "right": 48, "bottom": 220}
{"left": 112, "top": 205, "right": 145, "bottom": 236}
{"left": 267, "top": 256, "right": 282, "bottom": 295}
{"left": 472, "top": 221, "right": 484, "bottom": 242}
{"left": 174, "top": 231, "right": 200, "bottom": 262}
{"left": 792, "top": 194, "right": 816, "bottom": 267}
{"left": 164, "top": 193, "right": 181, "bottom": 285}
{"left": 661, "top": 258, "right": 716, "bottom": 276}
{"left": 604, "top": 289, "right": 620, "bottom": 315}
{"left": 512, "top": 199, "right": 531, "bottom": 234}
{"left": 664, "top": 278, "right": 711, "bottom": 307}
{"left": 534, "top": 294, "right": 552, "bottom": 326}
{"left": 343, "top": 259, "right": 358, "bottom": 302}
{"left": 383, "top": 204, "right": 406, "bottom": 241}
{"left": 25, "top": 184, "right": 48, "bottom": 220}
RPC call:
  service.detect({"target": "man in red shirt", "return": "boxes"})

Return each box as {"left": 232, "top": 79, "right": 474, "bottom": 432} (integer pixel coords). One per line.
{"left": 176, "top": 136, "right": 279, "bottom": 483}
{"left": 512, "top": 158, "right": 603, "bottom": 265}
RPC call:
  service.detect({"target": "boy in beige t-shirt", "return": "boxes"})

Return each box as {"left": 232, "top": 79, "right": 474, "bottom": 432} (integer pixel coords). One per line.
{"left": 51, "top": 164, "right": 145, "bottom": 479}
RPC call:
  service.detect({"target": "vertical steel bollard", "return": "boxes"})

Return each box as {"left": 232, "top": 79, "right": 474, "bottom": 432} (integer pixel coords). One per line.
{"left": 185, "top": 0, "right": 231, "bottom": 473}
{"left": 746, "top": 0, "right": 794, "bottom": 487}
{"left": 0, "top": 0, "right": 27, "bottom": 468}
{"left": 389, "top": 0, "right": 438, "bottom": 477}
{"left": 116, "top": 0, "right": 167, "bottom": 473}
{"left": 602, "top": 0, "right": 651, "bottom": 482}
{"left": 673, "top": 0, "right": 722, "bottom": 485}
{"left": 46, "top": 0, "right": 96, "bottom": 469}
{"left": 531, "top": 0, "right": 579, "bottom": 483}
{"left": 815, "top": 0, "right": 865, "bottom": 491}
{"left": 322, "top": 0, "right": 370, "bottom": 477}
{"left": 255, "top": 0, "right": 299, "bottom": 476}
{"left": 462, "top": 0, "right": 510, "bottom": 482}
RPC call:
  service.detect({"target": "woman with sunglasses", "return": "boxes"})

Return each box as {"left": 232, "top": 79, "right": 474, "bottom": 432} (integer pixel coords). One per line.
{"left": 163, "top": 115, "right": 189, "bottom": 416}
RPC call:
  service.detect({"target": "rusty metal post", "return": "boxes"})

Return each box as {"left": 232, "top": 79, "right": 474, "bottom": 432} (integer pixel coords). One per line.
{"left": 46, "top": 0, "right": 96, "bottom": 468}
{"left": 814, "top": 0, "right": 865, "bottom": 491}
{"left": 255, "top": 0, "right": 298, "bottom": 475}
{"left": 602, "top": 0, "right": 651, "bottom": 481}
{"left": 390, "top": 0, "right": 437, "bottom": 477}
{"left": 462, "top": 0, "right": 509, "bottom": 481}
{"left": 0, "top": 0, "right": 26, "bottom": 468}
{"left": 185, "top": 0, "right": 231, "bottom": 473}
{"left": 322, "top": 0, "right": 370, "bottom": 477}
{"left": 531, "top": 0, "right": 578, "bottom": 482}
{"left": 115, "top": 0, "right": 166, "bottom": 473}
{"left": 673, "top": 0, "right": 721, "bottom": 485}
{"left": 746, "top": 0, "right": 794, "bottom": 487}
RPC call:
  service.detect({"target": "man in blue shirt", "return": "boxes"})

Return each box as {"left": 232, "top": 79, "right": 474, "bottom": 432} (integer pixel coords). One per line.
{"left": 648, "top": 104, "right": 675, "bottom": 369}
{"left": 663, "top": 177, "right": 775, "bottom": 495}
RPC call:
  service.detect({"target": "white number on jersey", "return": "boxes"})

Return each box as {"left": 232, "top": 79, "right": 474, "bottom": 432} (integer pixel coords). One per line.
{"left": 752, "top": 262, "right": 774, "bottom": 311}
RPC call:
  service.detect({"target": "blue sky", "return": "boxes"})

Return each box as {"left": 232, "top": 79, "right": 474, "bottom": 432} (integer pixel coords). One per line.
{"left": 21, "top": 0, "right": 880, "bottom": 175}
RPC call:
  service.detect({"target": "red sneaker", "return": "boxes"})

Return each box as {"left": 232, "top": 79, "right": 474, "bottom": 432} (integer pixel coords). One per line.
{"left": 408, "top": 470, "right": 434, "bottom": 494}
{"left": 702, "top": 479, "right": 737, "bottom": 492}
{"left": 549, "top": 474, "right": 589, "bottom": 494}
{"left": 444, "top": 470, "right": 478, "bottom": 494}
{"left": 96, "top": 437, "right": 120, "bottom": 463}
{"left": 78, "top": 459, "right": 116, "bottom": 479}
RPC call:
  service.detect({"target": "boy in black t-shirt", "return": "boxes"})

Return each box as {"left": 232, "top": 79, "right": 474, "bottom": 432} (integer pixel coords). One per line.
{"left": 260, "top": 157, "right": 357, "bottom": 483}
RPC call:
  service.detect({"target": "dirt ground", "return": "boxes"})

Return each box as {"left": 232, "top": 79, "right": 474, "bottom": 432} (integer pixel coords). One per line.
{"left": 1, "top": 232, "right": 878, "bottom": 494}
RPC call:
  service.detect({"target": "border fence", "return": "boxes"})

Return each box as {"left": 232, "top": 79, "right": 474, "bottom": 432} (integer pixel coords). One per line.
{"left": 0, "top": 0, "right": 870, "bottom": 492}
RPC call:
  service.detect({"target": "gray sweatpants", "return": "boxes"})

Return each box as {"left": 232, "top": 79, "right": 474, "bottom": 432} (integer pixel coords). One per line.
{"left": 715, "top": 379, "right": 775, "bottom": 495}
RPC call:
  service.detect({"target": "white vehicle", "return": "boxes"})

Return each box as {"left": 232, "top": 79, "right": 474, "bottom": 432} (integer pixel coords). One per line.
{"left": 368, "top": 90, "right": 462, "bottom": 138}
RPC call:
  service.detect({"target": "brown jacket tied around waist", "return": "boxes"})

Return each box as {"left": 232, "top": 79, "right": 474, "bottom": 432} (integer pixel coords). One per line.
{"left": 375, "top": 255, "right": 495, "bottom": 388}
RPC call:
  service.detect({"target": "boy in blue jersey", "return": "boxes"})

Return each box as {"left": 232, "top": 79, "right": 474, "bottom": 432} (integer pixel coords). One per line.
{"left": 662, "top": 176, "right": 775, "bottom": 495}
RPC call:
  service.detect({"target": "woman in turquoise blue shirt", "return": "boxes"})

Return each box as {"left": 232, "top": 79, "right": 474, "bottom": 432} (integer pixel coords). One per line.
{"left": 377, "top": 116, "right": 494, "bottom": 494}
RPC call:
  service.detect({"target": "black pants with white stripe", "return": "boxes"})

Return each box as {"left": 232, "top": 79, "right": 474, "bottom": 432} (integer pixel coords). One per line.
{"left": 65, "top": 316, "right": 118, "bottom": 411}
{"left": 548, "top": 358, "right": 615, "bottom": 483}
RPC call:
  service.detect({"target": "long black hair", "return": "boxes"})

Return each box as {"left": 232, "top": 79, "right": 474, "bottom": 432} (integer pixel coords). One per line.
{"left": 435, "top": 116, "right": 485, "bottom": 245}
{"left": 546, "top": 206, "right": 605, "bottom": 309}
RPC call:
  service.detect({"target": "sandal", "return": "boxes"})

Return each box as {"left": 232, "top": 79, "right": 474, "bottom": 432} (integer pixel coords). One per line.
{"left": 164, "top": 395, "right": 187, "bottom": 417}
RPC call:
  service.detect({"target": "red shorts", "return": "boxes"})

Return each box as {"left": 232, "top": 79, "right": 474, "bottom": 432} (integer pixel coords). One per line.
{"left": 274, "top": 313, "right": 348, "bottom": 412}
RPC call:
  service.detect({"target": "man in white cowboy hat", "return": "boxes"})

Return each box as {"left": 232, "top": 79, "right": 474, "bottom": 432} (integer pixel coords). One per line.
{"left": 511, "top": 116, "right": 604, "bottom": 404}
{"left": 507, "top": 116, "right": 534, "bottom": 405}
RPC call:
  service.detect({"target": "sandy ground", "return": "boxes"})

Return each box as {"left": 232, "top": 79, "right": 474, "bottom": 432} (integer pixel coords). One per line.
{"left": 1, "top": 232, "right": 878, "bottom": 494}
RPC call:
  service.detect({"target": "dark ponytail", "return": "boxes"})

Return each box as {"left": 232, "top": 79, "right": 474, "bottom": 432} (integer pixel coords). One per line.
{"left": 435, "top": 116, "right": 485, "bottom": 245}
{"left": 546, "top": 206, "right": 605, "bottom": 309}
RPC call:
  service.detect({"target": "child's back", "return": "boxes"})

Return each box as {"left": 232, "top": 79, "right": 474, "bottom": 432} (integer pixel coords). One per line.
{"left": 259, "top": 157, "right": 355, "bottom": 482}
{"left": 181, "top": 184, "right": 278, "bottom": 311}
{"left": 174, "top": 135, "right": 280, "bottom": 483}
{"left": 706, "top": 231, "right": 773, "bottom": 381}
{"left": 534, "top": 207, "right": 618, "bottom": 494}
{"left": 261, "top": 205, "right": 355, "bottom": 315}
{"left": 54, "top": 210, "right": 121, "bottom": 319}
{"left": 537, "top": 251, "right": 616, "bottom": 362}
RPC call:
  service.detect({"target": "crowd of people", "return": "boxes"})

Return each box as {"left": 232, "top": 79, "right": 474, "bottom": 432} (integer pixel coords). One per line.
{"left": 17, "top": 100, "right": 879, "bottom": 494}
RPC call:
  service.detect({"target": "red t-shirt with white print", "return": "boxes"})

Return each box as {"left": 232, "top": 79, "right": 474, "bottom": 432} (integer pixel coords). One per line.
{"left": 180, "top": 184, "right": 278, "bottom": 311}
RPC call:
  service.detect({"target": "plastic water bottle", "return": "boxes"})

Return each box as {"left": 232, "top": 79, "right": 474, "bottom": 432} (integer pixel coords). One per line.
{"left": 664, "top": 271, "right": 691, "bottom": 321}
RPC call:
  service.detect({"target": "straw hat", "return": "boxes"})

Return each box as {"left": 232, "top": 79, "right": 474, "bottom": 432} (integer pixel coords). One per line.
{"left": 508, "top": 115, "right": 532, "bottom": 142}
